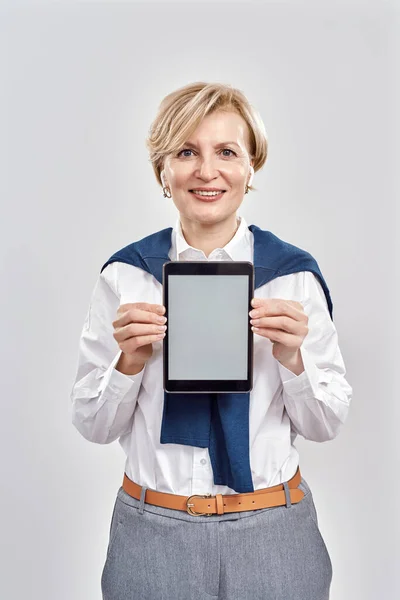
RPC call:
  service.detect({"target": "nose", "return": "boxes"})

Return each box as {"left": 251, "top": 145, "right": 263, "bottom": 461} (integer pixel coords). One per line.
{"left": 196, "top": 155, "right": 219, "bottom": 181}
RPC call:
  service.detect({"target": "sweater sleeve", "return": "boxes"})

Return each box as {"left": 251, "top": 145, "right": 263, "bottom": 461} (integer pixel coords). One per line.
{"left": 70, "top": 262, "right": 145, "bottom": 444}
{"left": 278, "top": 271, "right": 353, "bottom": 442}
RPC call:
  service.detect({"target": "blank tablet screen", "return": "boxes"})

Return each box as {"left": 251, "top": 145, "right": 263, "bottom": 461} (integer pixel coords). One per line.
{"left": 167, "top": 275, "right": 249, "bottom": 379}
{"left": 168, "top": 274, "right": 249, "bottom": 380}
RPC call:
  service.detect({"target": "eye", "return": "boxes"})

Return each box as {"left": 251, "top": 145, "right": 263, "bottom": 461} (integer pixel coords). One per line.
{"left": 177, "top": 149, "right": 194, "bottom": 157}
{"left": 221, "top": 148, "right": 236, "bottom": 157}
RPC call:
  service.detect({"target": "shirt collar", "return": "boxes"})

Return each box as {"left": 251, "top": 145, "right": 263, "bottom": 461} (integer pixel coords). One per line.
{"left": 170, "top": 215, "right": 251, "bottom": 261}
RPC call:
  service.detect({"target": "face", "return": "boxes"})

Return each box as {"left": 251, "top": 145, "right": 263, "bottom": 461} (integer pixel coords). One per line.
{"left": 162, "top": 110, "right": 253, "bottom": 227}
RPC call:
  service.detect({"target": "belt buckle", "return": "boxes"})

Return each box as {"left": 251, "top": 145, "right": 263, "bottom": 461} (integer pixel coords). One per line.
{"left": 186, "top": 493, "right": 213, "bottom": 516}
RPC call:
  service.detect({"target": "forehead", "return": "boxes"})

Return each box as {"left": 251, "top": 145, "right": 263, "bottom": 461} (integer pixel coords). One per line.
{"left": 187, "top": 110, "right": 250, "bottom": 146}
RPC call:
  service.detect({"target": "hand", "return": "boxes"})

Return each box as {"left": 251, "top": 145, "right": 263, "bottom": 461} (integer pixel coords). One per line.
{"left": 112, "top": 302, "right": 167, "bottom": 365}
{"left": 249, "top": 298, "right": 309, "bottom": 368}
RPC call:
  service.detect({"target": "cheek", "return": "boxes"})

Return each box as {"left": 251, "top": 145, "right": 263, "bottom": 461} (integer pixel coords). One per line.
{"left": 168, "top": 165, "right": 193, "bottom": 188}
{"left": 221, "top": 164, "right": 247, "bottom": 183}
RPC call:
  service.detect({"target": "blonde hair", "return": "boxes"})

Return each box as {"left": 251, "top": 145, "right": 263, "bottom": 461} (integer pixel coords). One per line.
{"left": 146, "top": 82, "right": 268, "bottom": 192}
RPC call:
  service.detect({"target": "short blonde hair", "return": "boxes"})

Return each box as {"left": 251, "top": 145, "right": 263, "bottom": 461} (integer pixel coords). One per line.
{"left": 146, "top": 82, "right": 268, "bottom": 192}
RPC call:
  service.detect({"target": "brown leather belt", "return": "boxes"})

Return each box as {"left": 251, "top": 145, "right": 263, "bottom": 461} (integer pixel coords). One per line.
{"left": 122, "top": 466, "right": 304, "bottom": 516}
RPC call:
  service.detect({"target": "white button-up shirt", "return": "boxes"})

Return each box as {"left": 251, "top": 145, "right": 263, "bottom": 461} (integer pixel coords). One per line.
{"left": 70, "top": 215, "right": 352, "bottom": 495}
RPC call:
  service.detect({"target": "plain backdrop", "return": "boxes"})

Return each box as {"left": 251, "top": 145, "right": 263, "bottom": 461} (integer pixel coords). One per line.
{"left": 1, "top": 1, "right": 399, "bottom": 599}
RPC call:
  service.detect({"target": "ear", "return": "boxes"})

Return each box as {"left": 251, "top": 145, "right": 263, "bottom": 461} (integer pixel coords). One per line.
{"left": 160, "top": 170, "right": 166, "bottom": 187}
{"left": 248, "top": 165, "right": 254, "bottom": 186}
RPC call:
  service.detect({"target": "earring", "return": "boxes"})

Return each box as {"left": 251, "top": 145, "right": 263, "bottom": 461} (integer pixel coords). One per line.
{"left": 245, "top": 184, "right": 249, "bottom": 194}
{"left": 163, "top": 186, "right": 172, "bottom": 198}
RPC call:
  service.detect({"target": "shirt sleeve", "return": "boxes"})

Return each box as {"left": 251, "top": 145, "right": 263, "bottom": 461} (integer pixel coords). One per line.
{"left": 277, "top": 270, "right": 353, "bottom": 442}
{"left": 70, "top": 262, "right": 145, "bottom": 444}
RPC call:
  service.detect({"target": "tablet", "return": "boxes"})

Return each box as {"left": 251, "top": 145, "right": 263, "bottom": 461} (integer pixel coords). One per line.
{"left": 162, "top": 261, "right": 254, "bottom": 393}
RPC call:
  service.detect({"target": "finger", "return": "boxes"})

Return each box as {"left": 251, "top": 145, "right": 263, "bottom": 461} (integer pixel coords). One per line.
{"left": 116, "top": 302, "right": 165, "bottom": 319}
{"left": 119, "top": 332, "right": 166, "bottom": 352}
{"left": 252, "top": 327, "right": 301, "bottom": 347}
{"left": 113, "top": 305, "right": 166, "bottom": 328}
{"left": 285, "top": 300, "right": 303, "bottom": 310}
{"left": 252, "top": 299, "right": 306, "bottom": 322}
{"left": 113, "top": 322, "right": 167, "bottom": 343}
{"left": 250, "top": 315, "right": 302, "bottom": 334}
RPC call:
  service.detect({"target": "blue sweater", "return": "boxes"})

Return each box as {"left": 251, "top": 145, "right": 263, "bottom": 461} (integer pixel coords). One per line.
{"left": 101, "top": 224, "right": 332, "bottom": 493}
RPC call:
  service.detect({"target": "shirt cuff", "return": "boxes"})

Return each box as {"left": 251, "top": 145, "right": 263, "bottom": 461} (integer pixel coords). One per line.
{"left": 98, "top": 350, "right": 145, "bottom": 402}
{"left": 277, "top": 346, "right": 332, "bottom": 397}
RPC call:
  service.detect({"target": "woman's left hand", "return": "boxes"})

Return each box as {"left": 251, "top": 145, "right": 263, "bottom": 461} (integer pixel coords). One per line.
{"left": 249, "top": 298, "right": 309, "bottom": 366}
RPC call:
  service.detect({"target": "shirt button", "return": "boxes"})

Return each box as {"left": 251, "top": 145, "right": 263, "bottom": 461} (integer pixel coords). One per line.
{"left": 200, "top": 458, "right": 207, "bottom": 465}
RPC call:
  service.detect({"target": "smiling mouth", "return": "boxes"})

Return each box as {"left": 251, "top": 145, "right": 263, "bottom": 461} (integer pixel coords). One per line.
{"left": 189, "top": 190, "right": 226, "bottom": 203}
{"left": 189, "top": 190, "right": 226, "bottom": 197}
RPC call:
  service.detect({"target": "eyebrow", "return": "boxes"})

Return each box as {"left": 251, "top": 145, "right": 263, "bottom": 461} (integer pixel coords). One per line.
{"left": 183, "top": 141, "right": 240, "bottom": 149}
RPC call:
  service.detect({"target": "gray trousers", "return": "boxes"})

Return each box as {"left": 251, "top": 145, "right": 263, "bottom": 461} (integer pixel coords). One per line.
{"left": 101, "top": 476, "right": 332, "bottom": 600}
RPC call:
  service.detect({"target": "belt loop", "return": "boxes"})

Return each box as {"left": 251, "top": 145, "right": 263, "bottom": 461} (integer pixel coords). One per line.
{"left": 138, "top": 485, "right": 147, "bottom": 514}
{"left": 283, "top": 481, "right": 292, "bottom": 508}
{"left": 216, "top": 493, "right": 224, "bottom": 515}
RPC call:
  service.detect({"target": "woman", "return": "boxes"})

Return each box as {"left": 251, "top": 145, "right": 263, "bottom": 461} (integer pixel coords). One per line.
{"left": 70, "top": 82, "right": 352, "bottom": 600}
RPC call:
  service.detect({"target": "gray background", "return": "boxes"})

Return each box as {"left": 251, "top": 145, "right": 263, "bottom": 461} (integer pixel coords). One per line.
{"left": 1, "top": 1, "right": 398, "bottom": 599}
{"left": 168, "top": 275, "right": 249, "bottom": 380}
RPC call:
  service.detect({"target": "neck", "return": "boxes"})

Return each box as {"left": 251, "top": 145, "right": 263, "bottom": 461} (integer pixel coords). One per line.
{"left": 179, "top": 214, "right": 241, "bottom": 258}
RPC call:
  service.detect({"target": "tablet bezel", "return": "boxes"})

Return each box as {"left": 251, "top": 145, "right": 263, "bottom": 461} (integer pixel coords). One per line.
{"left": 162, "top": 261, "right": 254, "bottom": 393}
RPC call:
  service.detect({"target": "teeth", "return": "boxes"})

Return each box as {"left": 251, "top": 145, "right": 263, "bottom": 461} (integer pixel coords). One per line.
{"left": 191, "top": 190, "right": 224, "bottom": 196}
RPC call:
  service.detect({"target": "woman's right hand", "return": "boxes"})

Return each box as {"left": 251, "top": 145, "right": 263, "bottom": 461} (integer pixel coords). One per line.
{"left": 112, "top": 302, "right": 167, "bottom": 366}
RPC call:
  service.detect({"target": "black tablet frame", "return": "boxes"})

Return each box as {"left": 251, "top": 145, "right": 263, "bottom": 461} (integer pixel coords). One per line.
{"left": 162, "top": 261, "right": 254, "bottom": 393}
